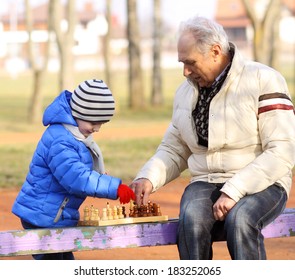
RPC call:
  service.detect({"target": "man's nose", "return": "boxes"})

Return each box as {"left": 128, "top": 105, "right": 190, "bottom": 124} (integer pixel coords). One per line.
{"left": 183, "top": 65, "right": 192, "bottom": 77}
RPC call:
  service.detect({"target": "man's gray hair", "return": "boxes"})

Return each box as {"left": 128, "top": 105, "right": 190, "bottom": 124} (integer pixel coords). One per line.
{"left": 178, "top": 16, "right": 230, "bottom": 55}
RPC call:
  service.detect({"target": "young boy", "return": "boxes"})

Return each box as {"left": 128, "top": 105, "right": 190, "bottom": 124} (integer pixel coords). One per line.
{"left": 12, "top": 79, "right": 135, "bottom": 260}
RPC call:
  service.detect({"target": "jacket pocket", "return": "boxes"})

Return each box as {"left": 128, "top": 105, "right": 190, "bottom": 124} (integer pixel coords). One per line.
{"left": 53, "top": 197, "right": 70, "bottom": 223}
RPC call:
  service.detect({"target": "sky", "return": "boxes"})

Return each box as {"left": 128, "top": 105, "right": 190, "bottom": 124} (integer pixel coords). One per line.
{"left": 0, "top": 0, "right": 218, "bottom": 27}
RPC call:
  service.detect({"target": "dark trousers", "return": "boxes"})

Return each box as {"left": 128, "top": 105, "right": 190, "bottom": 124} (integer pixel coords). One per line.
{"left": 177, "top": 181, "right": 287, "bottom": 260}
{"left": 21, "top": 219, "right": 75, "bottom": 260}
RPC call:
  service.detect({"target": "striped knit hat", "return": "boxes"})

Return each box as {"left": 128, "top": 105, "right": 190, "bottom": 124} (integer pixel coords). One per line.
{"left": 70, "top": 79, "right": 115, "bottom": 122}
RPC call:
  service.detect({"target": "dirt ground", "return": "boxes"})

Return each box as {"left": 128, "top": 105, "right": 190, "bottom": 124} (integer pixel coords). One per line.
{"left": 0, "top": 126, "right": 294, "bottom": 260}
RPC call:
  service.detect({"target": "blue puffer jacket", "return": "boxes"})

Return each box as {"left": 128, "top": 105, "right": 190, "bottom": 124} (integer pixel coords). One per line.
{"left": 12, "top": 90, "right": 121, "bottom": 227}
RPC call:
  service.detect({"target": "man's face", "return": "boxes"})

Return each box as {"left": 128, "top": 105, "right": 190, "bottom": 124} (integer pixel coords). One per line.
{"left": 177, "top": 32, "right": 221, "bottom": 88}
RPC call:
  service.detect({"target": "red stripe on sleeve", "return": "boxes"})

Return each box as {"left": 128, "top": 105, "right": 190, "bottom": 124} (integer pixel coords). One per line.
{"left": 258, "top": 104, "right": 294, "bottom": 114}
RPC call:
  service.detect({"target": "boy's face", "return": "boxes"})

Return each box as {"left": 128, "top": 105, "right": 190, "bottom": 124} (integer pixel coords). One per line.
{"left": 76, "top": 119, "right": 106, "bottom": 137}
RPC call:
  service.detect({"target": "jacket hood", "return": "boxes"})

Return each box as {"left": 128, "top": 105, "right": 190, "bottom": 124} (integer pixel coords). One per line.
{"left": 42, "top": 90, "right": 77, "bottom": 126}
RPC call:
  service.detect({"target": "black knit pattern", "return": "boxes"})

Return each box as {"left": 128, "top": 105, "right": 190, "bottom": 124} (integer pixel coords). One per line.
{"left": 192, "top": 63, "right": 231, "bottom": 147}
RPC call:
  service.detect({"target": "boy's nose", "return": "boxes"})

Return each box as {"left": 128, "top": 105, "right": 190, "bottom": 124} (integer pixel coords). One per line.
{"left": 92, "top": 124, "right": 102, "bottom": 133}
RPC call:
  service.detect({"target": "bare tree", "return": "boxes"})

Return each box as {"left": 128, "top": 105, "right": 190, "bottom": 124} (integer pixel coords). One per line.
{"left": 242, "top": 0, "right": 281, "bottom": 68}
{"left": 25, "top": 0, "right": 50, "bottom": 124}
{"left": 102, "top": 0, "right": 112, "bottom": 89}
{"left": 50, "top": 0, "right": 77, "bottom": 91}
{"left": 127, "top": 0, "right": 144, "bottom": 108}
{"left": 151, "top": 0, "right": 163, "bottom": 106}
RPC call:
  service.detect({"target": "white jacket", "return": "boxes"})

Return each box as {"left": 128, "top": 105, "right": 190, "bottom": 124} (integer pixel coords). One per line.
{"left": 135, "top": 44, "right": 295, "bottom": 202}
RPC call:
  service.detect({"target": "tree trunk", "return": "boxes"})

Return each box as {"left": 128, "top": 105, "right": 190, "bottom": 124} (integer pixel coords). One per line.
{"left": 102, "top": 0, "right": 112, "bottom": 89}
{"left": 127, "top": 0, "right": 144, "bottom": 108}
{"left": 151, "top": 0, "right": 163, "bottom": 106}
{"left": 28, "top": 70, "right": 45, "bottom": 124}
{"left": 25, "top": 0, "right": 49, "bottom": 124}
{"left": 242, "top": 0, "right": 282, "bottom": 69}
{"left": 51, "top": 0, "right": 76, "bottom": 92}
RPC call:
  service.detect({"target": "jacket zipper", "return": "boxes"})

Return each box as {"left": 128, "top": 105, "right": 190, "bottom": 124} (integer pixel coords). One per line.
{"left": 53, "top": 197, "right": 70, "bottom": 223}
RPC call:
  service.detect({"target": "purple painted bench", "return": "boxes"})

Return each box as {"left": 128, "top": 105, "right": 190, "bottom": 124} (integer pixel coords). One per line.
{"left": 0, "top": 208, "right": 294, "bottom": 257}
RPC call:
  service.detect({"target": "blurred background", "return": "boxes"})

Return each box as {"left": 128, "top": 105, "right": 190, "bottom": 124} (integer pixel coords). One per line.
{"left": 0, "top": 0, "right": 294, "bottom": 188}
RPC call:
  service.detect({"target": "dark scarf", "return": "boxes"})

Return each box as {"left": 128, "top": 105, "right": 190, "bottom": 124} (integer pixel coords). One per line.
{"left": 192, "top": 62, "right": 231, "bottom": 147}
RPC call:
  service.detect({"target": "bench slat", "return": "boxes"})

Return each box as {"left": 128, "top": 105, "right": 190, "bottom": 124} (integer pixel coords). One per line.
{"left": 0, "top": 221, "right": 178, "bottom": 257}
{"left": 262, "top": 208, "right": 295, "bottom": 238}
{"left": 0, "top": 208, "right": 294, "bottom": 257}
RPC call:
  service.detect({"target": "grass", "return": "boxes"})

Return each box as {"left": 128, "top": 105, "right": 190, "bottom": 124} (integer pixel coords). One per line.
{"left": 0, "top": 138, "right": 164, "bottom": 189}
{"left": 0, "top": 63, "right": 294, "bottom": 189}
{"left": 0, "top": 144, "right": 35, "bottom": 189}
{"left": 0, "top": 68, "right": 183, "bottom": 132}
{"left": 100, "top": 137, "right": 164, "bottom": 182}
{"left": 0, "top": 68, "right": 184, "bottom": 189}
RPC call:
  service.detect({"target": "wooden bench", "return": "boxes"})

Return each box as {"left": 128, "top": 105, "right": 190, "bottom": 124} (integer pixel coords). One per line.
{"left": 0, "top": 208, "right": 294, "bottom": 257}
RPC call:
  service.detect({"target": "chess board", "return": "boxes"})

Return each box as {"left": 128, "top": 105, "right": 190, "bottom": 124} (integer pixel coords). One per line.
{"left": 78, "top": 215, "right": 169, "bottom": 226}
{"left": 78, "top": 200, "right": 168, "bottom": 226}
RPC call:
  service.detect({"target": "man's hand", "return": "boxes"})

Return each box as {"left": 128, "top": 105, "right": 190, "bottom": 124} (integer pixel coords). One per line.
{"left": 129, "top": 178, "right": 153, "bottom": 205}
{"left": 213, "top": 193, "right": 236, "bottom": 221}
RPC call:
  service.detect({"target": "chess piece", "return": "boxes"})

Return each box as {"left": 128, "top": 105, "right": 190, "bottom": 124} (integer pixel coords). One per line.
{"left": 156, "top": 204, "right": 162, "bottom": 216}
{"left": 130, "top": 199, "right": 135, "bottom": 210}
{"left": 147, "top": 201, "right": 153, "bottom": 216}
{"left": 90, "top": 205, "right": 96, "bottom": 224}
{"left": 133, "top": 204, "right": 139, "bottom": 217}
{"left": 139, "top": 204, "right": 144, "bottom": 217}
{"left": 107, "top": 206, "right": 113, "bottom": 220}
{"left": 142, "top": 205, "right": 148, "bottom": 217}
{"left": 122, "top": 206, "right": 126, "bottom": 218}
{"left": 129, "top": 206, "right": 134, "bottom": 217}
{"left": 113, "top": 206, "right": 118, "bottom": 220}
{"left": 101, "top": 208, "right": 108, "bottom": 221}
{"left": 118, "top": 206, "right": 124, "bottom": 219}
{"left": 153, "top": 203, "right": 157, "bottom": 216}
{"left": 95, "top": 208, "right": 100, "bottom": 221}
{"left": 83, "top": 206, "right": 90, "bottom": 225}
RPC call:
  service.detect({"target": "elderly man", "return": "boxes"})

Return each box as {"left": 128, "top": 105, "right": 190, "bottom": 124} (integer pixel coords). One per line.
{"left": 130, "top": 16, "right": 295, "bottom": 260}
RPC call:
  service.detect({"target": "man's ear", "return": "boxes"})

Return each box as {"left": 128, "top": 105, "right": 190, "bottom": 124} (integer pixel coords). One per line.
{"left": 211, "top": 44, "right": 222, "bottom": 58}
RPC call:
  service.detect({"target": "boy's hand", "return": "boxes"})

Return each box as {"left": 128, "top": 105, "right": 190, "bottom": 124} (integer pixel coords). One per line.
{"left": 117, "top": 184, "right": 136, "bottom": 204}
